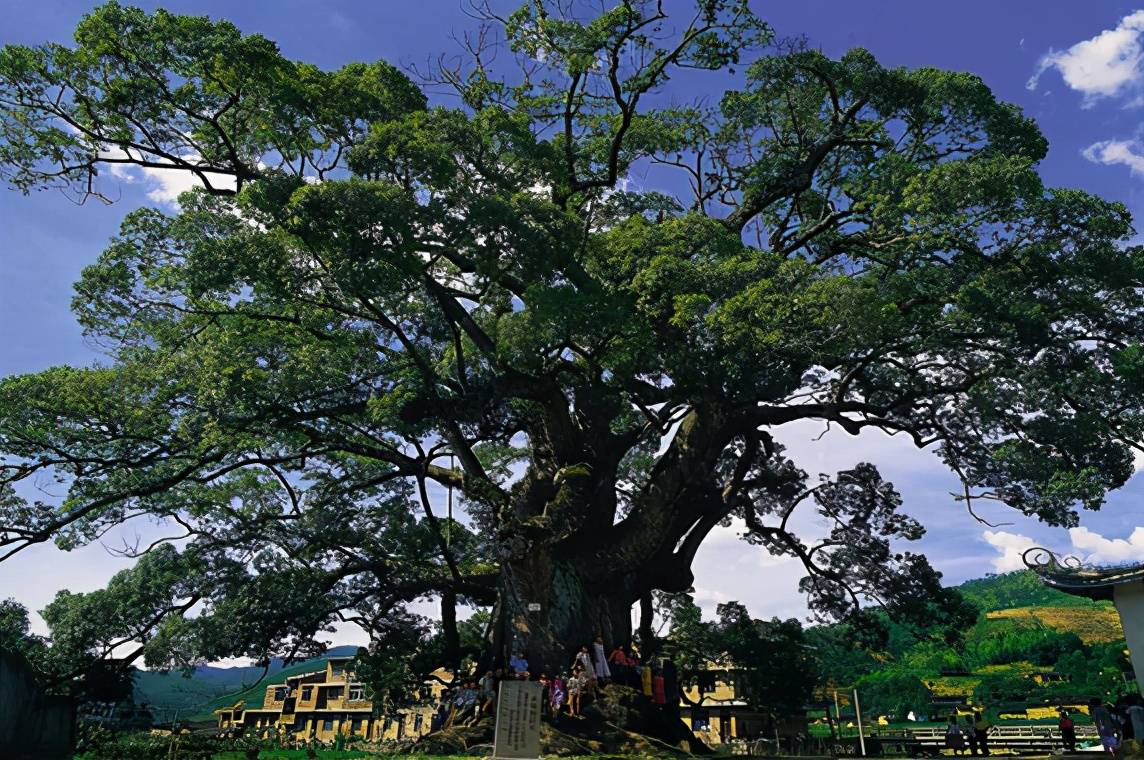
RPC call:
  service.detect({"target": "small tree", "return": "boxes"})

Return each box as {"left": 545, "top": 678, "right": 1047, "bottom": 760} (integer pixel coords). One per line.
{"left": 854, "top": 670, "right": 931, "bottom": 721}
{"left": 662, "top": 595, "right": 817, "bottom": 717}
{"left": 714, "top": 602, "right": 818, "bottom": 718}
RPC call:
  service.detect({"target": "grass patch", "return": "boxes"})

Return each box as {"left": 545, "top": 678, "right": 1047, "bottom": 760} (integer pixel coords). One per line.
{"left": 214, "top": 756, "right": 650, "bottom": 760}
{"left": 985, "top": 606, "right": 1124, "bottom": 644}
{"left": 214, "top": 752, "right": 371, "bottom": 759}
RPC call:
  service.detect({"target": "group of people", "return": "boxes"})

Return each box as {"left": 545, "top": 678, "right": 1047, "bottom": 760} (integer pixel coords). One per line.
{"left": 431, "top": 656, "right": 535, "bottom": 731}
{"left": 942, "top": 696, "right": 1144, "bottom": 756}
{"left": 1078, "top": 695, "right": 1144, "bottom": 754}
{"left": 549, "top": 635, "right": 674, "bottom": 716}
{"left": 943, "top": 711, "right": 992, "bottom": 756}
{"left": 429, "top": 634, "right": 676, "bottom": 731}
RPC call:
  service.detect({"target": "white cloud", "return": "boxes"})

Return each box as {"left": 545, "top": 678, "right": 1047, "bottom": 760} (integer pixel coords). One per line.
{"left": 129, "top": 163, "right": 236, "bottom": 206}
{"left": 982, "top": 526, "right": 1144, "bottom": 572}
{"left": 982, "top": 529, "right": 1037, "bottom": 572}
{"left": 100, "top": 147, "right": 236, "bottom": 207}
{"left": 690, "top": 520, "right": 812, "bottom": 622}
{"left": 1082, "top": 138, "right": 1144, "bottom": 175}
{"left": 1068, "top": 525, "right": 1144, "bottom": 563}
{"left": 139, "top": 165, "right": 235, "bottom": 205}
{"left": 1028, "top": 10, "right": 1144, "bottom": 105}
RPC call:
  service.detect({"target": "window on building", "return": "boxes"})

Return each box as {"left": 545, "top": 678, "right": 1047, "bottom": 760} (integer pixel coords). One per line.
{"left": 351, "top": 718, "right": 363, "bottom": 733}
{"left": 273, "top": 687, "right": 287, "bottom": 701}
{"left": 326, "top": 686, "right": 344, "bottom": 699}
{"left": 323, "top": 719, "right": 333, "bottom": 731}
{"left": 692, "top": 708, "right": 711, "bottom": 731}
{"left": 301, "top": 686, "right": 313, "bottom": 701}
{"left": 348, "top": 685, "right": 365, "bottom": 701}
{"left": 414, "top": 714, "right": 423, "bottom": 731}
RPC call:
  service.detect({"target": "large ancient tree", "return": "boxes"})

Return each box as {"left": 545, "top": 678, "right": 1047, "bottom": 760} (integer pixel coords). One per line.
{"left": 2, "top": 0, "right": 1143, "bottom": 694}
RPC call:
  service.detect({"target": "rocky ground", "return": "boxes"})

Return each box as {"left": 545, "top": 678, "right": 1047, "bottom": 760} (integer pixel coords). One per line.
{"left": 380, "top": 685, "right": 708, "bottom": 756}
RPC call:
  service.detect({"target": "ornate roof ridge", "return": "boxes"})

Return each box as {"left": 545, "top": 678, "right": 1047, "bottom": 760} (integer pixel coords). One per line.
{"left": 1022, "top": 547, "right": 1144, "bottom": 591}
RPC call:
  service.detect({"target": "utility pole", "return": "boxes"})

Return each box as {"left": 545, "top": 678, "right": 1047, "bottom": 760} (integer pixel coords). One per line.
{"left": 166, "top": 708, "right": 180, "bottom": 759}
{"left": 853, "top": 689, "right": 866, "bottom": 757}
{"left": 833, "top": 690, "right": 842, "bottom": 737}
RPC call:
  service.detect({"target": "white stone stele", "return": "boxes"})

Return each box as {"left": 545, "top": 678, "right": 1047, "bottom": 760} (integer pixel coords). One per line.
{"left": 1113, "top": 580, "right": 1144, "bottom": 695}
{"left": 492, "top": 679, "right": 543, "bottom": 760}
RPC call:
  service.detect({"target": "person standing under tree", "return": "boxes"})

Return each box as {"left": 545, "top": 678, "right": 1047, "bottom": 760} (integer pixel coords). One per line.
{"left": 478, "top": 670, "right": 497, "bottom": 717}
{"left": 537, "top": 673, "right": 551, "bottom": 718}
{"left": 574, "top": 645, "right": 592, "bottom": 673}
{"left": 574, "top": 645, "right": 595, "bottom": 690}
{"left": 946, "top": 716, "right": 967, "bottom": 756}
{"left": 592, "top": 634, "right": 611, "bottom": 685}
{"left": 568, "top": 665, "right": 587, "bottom": 717}
{"left": 608, "top": 644, "right": 630, "bottom": 685}
{"left": 964, "top": 715, "right": 979, "bottom": 756}
{"left": 1059, "top": 710, "right": 1077, "bottom": 753}
{"left": 550, "top": 673, "right": 567, "bottom": 715}
{"left": 973, "top": 711, "right": 991, "bottom": 756}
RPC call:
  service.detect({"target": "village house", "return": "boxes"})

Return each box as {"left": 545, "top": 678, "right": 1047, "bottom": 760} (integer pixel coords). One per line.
{"left": 213, "top": 656, "right": 437, "bottom": 744}
{"left": 679, "top": 664, "right": 808, "bottom": 746}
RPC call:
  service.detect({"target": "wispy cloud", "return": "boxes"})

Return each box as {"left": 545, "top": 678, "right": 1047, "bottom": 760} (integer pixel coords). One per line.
{"left": 1082, "top": 138, "right": 1144, "bottom": 175}
{"left": 1028, "top": 10, "right": 1144, "bottom": 106}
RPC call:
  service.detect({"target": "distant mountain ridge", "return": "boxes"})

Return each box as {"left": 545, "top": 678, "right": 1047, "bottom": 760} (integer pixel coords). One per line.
{"left": 133, "top": 645, "right": 361, "bottom": 719}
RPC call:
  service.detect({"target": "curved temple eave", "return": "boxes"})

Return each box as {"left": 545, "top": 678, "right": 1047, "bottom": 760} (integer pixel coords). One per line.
{"left": 1022, "top": 546, "right": 1144, "bottom": 601}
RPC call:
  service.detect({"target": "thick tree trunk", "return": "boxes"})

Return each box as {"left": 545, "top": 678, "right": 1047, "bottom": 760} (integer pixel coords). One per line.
{"left": 480, "top": 407, "right": 735, "bottom": 676}
{"left": 495, "top": 547, "right": 635, "bottom": 675}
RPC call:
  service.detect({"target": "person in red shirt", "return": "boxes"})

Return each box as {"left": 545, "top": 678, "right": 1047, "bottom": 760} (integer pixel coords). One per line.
{"left": 1058, "top": 710, "right": 1076, "bottom": 753}
{"left": 652, "top": 671, "right": 666, "bottom": 705}
{"left": 608, "top": 645, "right": 632, "bottom": 686}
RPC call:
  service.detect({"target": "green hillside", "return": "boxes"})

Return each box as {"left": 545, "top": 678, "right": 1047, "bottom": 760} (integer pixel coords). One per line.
{"left": 956, "top": 570, "right": 1109, "bottom": 612}
{"left": 135, "top": 646, "right": 361, "bottom": 721}
{"left": 808, "top": 568, "right": 1133, "bottom": 722}
{"left": 191, "top": 657, "right": 335, "bottom": 720}
{"left": 133, "top": 669, "right": 261, "bottom": 717}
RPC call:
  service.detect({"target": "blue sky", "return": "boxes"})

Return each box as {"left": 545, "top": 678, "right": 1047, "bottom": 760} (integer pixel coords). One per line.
{"left": 3, "top": 1, "right": 1144, "bottom": 641}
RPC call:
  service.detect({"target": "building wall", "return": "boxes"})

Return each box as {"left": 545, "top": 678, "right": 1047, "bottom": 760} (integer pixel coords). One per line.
{"left": 217, "top": 660, "right": 444, "bottom": 745}
{"left": 1113, "top": 580, "right": 1144, "bottom": 694}
{"left": 682, "top": 707, "right": 808, "bottom": 745}
{"left": 681, "top": 674, "right": 738, "bottom": 704}
{"left": 0, "top": 650, "right": 74, "bottom": 759}
{"left": 375, "top": 706, "right": 433, "bottom": 741}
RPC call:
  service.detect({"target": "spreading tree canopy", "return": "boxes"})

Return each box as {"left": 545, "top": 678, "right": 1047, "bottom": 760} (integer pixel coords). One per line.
{"left": 2, "top": 0, "right": 1143, "bottom": 698}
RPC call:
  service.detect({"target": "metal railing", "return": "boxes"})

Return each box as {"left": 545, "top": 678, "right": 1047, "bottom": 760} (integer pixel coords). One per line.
{"left": 728, "top": 724, "right": 1102, "bottom": 757}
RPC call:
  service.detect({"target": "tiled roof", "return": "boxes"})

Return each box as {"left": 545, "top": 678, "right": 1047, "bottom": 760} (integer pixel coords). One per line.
{"left": 1023, "top": 547, "right": 1144, "bottom": 600}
